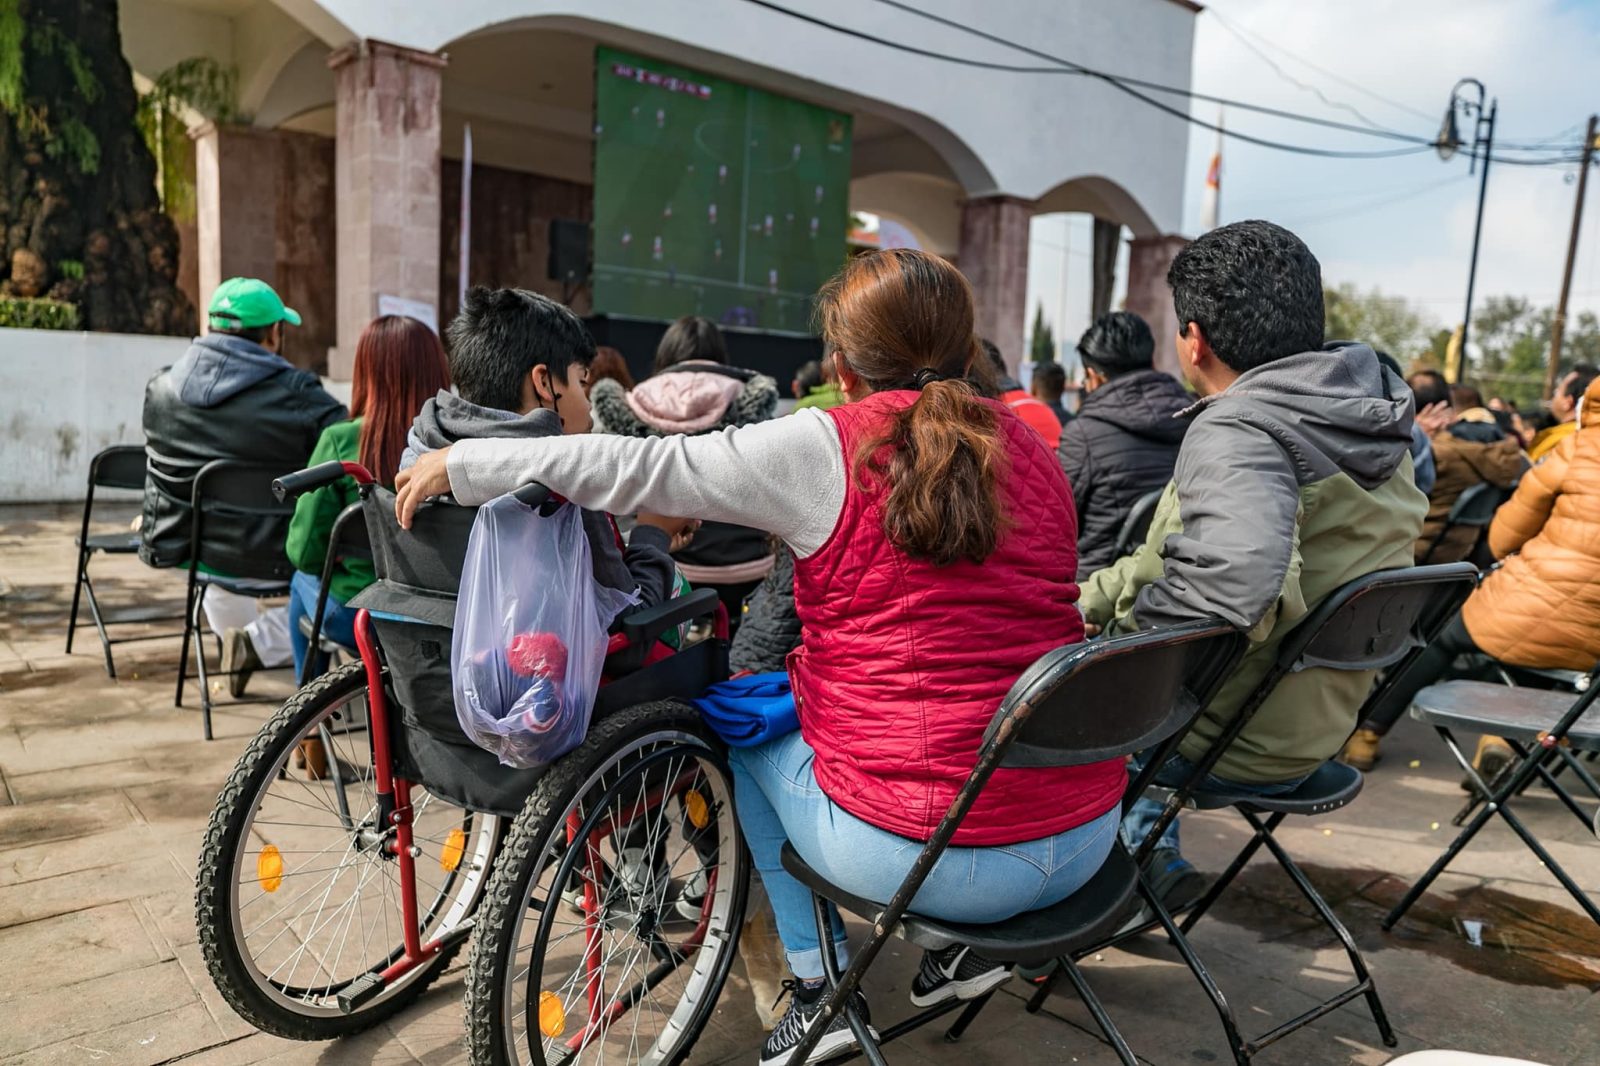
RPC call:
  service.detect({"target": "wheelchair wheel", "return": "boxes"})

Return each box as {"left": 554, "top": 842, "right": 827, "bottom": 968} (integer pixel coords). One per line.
{"left": 196, "top": 660, "right": 502, "bottom": 1039}
{"left": 465, "top": 700, "right": 749, "bottom": 1066}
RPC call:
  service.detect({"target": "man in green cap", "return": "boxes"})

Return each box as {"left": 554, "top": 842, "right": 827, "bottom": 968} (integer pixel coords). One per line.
{"left": 141, "top": 277, "right": 345, "bottom": 694}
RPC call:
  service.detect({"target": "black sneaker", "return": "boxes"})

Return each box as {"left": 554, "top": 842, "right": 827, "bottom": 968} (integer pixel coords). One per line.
{"left": 908, "top": 945, "right": 1011, "bottom": 1007}
{"left": 1146, "top": 846, "right": 1208, "bottom": 915}
{"left": 760, "top": 980, "right": 876, "bottom": 1066}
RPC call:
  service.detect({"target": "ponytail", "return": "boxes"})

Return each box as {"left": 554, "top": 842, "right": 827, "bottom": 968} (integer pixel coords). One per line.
{"left": 856, "top": 378, "right": 1011, "bottom": 566}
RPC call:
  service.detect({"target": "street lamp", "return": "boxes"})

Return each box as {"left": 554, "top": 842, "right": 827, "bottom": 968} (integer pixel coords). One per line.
{"left": 1438, "top": 77, "right": 1497, "bottom": 367}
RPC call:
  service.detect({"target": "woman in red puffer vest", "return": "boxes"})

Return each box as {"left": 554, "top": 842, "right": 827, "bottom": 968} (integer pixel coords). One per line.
{"left": 397, "top": 249, "right": 1122, "bottom": 1065}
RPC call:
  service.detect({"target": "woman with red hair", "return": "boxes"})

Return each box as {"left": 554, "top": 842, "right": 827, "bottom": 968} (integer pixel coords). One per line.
{"left": 285, "top": 315, "right": 450, "bottom": 681}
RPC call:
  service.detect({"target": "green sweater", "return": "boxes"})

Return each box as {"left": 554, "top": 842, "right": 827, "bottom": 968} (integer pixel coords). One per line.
{"left": 793, "top": 383, "right": 845, "bottom": 411}
{"left": 285, "top": 419, "right": 374, "bottom": 604}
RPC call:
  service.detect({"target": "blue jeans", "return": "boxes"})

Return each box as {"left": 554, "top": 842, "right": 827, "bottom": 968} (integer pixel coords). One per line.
{"left": 728, "top": 731, "right": 1119, "bottom": 980}
{"left": 1122, "top": 752, "right": 1309, "bottom": 855}
{"left": 288, "top": 570, "right": 359, "bottom": 681}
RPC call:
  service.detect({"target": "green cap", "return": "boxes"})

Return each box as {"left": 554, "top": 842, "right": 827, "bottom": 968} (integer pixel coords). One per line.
{"left": 207, "top": 277, "right": 301, "bottom": 331}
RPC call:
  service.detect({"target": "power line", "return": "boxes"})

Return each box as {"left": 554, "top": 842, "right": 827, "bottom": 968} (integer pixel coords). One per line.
{"left": 741, "top": 0, "right": 1438, "bottom": 158}
{"left": 1277, "top": 175, "right": 1472, "bottom": 228}
{"left": 862, "top": 0, "right": 1587, "bottom": 165}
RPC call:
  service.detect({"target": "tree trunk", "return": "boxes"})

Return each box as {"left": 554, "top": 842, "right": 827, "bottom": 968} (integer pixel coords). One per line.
{"left": 0, "top": 0, "right": 195, "bottom": 335}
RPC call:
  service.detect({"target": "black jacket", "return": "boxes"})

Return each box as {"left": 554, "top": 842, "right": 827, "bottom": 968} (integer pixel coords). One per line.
{"left": 728, "top": 547, "right": 801, "bottom": 674}
{"left": 140, "top": 334, "right": 346, "bottom": 578}
{"left": 1058, "top": 369, "right": 1192, "bottom": 578}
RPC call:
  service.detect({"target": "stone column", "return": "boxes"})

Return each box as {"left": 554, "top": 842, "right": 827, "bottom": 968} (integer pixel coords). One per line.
{"left": 193, "top": 123, "right": 279, "bottom": 315}
{"left": 1125, "top": 234, "right": 1189, "bottom": 380}
{"left": 328, "top": 39, "right": 445, "bottom": 380}
{"left": 958, "top": 195, "right": 1033, "bottom": 373}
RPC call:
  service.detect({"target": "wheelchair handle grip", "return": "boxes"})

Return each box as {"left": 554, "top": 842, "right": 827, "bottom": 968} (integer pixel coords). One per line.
{"left": 512, "top": 482, "right": 552, "bottom": 508}
{"left": 273, "top": 460, "right": 375, "bottom": 501}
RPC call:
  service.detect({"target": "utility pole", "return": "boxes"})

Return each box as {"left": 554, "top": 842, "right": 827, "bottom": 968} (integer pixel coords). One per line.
{"left": 1545, "top": 114, "right": 1598, "bottom": 402}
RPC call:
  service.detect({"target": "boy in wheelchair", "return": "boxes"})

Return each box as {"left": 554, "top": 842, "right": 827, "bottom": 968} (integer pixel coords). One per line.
{"left": 402, "top": 284, "right": 693, "bottom": 610}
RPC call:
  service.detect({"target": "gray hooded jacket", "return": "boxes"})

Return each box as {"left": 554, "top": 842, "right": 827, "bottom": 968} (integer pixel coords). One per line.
{"left": 402, "top": 391, "right": 675, "bottom": 609}
{"left": 1082, "top": 343, "right": 1430, "bottom": 782}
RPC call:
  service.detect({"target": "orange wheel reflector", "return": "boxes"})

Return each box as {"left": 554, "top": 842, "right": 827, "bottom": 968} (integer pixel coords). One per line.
{"left": 256, "top": 845, "right": 284, "bottom": 893}
{"left": 684, "top": 788, "right": 710, "bottom": 830}
{"left": 441, "top": 827, "right": 467, "bottom": 872}
{"left": 538, "top": 990, "right": 566, "bottom": 1038}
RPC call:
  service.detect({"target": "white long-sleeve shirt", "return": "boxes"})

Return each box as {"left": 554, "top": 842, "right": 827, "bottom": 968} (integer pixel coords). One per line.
{"left": 446, "top": 408, "right": 848, "bottom": 559}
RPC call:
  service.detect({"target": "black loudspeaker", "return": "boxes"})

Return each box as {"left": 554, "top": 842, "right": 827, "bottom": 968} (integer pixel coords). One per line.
{"left": 548, "top": 219, "right": 591, "bottom": 283}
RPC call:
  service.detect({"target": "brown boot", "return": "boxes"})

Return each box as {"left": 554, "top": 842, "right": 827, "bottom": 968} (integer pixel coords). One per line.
{"left": 300, "top": 738, "right": 329, "bottom": 780}
{"left": 1341, "top": 728, "right": 1382, "bottom": 772}
{"left": 1462, "top": 734, "right": 1515, "bottom": 792}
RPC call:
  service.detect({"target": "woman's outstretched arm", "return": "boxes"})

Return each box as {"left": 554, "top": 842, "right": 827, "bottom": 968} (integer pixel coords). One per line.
{"left": 398, "top": 408, "right": 846, "bottom": 558}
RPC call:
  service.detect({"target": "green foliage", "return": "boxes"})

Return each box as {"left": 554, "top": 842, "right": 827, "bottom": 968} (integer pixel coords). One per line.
{"left": 56, "top": 258, "right": 83, "bottom": 279}
{"left": 0, "top": 296, "right": 80, "bottom": 330}
{"left": 0, "top": 4, "right": 105, "bottom": 173}
{"left": 136, "top": 57, "right": 242, "bottom": 220}
{"left": 1469, "top": 296, "right": 1600, "bottom": 407}
{"left": 1324, "top": 283, "right": 1434, "bottom": 362}
{"left": 1029, "top": 303, "right": 1057, "bottom": 364}
{"left": 0, "top": 0, "right": 23, "bottom": 114}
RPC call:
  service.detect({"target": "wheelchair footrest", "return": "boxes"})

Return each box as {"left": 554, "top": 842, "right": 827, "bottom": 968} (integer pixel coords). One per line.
{"left": 336, "top": 972, "right": 387, "bottom": 1013}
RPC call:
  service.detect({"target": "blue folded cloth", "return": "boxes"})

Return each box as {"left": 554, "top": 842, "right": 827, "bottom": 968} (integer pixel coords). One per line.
{"left": 693, "top": 672, "right": 799, "bottom": 748}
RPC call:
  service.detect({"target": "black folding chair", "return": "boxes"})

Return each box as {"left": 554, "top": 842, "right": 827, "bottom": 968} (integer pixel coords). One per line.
{"left": 777, "top": 618, "right": 1249, "bottom": 1066}
{"left": 1387, "top": 669, "right": 1600, "bottom": 933}
{"left": 1417, "top": 481, "right": 1506, "bottom": 564}
{"left": 294, "top": 501, "right": 372, "bottom": 687}
{"left": 174, "top": 459, "right": 295, "bottom": 740}
{"left": 1023, "top": 563, "right": 1479, "bottom": 1063}
{"left": 1113, "top": 488, "right": 1164, "bottom": 561}
{"left": 66, "top": 445, "right": 185, "bottom": 676}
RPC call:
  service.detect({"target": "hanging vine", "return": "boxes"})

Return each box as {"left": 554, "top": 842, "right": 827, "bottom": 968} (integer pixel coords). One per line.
{"left": 135, "top": 56, "right": 242, "bottom": 221}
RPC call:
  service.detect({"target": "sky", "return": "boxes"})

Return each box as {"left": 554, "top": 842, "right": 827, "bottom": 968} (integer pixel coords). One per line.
{"left": 1024, "top": 0, "right": 1600, "bottom": 367}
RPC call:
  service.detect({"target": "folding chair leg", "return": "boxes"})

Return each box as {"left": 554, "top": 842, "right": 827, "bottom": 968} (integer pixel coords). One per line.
{"left": 65, "top": 547, "right": 88, "bottom": 655}
{"left": 1023, "top": 964, "right": 1060, "bottom": 1013}
{"left": 1055, "top": 958, "right": 1138, "bottom": 1066}
{"left": 81, "top": 571, "right": 117, "bottom": 678}
{"left": 1246, "top": 811, "right": 1397, "bottom": 1049}
{"left": 175, "top": 583, "right": 196, "bottom": 708}
{"left": 942, "top": 988, "right": 994, "bottom": 1043}
{"left": 802, "top": 890, "right": 888, "bottom": 1066}
{"left": 1137, "top": 866, "right": 1249, "bottom": 1065}
{"left": 189, "top": 588, "right": 215, "bottom": 741}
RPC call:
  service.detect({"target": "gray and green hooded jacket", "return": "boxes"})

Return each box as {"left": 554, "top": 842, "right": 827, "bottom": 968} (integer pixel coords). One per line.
{"left": 1079, "top": 343, "right": 1428, "bottom": 783}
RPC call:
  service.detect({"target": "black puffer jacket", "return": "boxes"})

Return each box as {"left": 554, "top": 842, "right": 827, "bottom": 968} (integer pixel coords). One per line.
{"left": 728, "top": 547, "right": 801, "bottom": 674}
{"left": 1059, "top": 369, "right": 1192, "bottom": 578}
{"left": 140, "top": 334, "right": 346, "bottom": 578}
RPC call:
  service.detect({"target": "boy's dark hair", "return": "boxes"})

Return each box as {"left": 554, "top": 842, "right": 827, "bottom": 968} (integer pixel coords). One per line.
{"left": 1565, "top": 364, "right": 1599, "bottom": 403}
{"left": 1450, "top": 383, "right": 1485, "bottom": 411}
{"left": 1408, "top": 369, "right": 1451, "bottom": 409}
{"left": 654, "top": 315, "right": 727, "bottom": 372}
{"left": 1167, "top": 219, "right": 1324, "bottom": 373}
{"left": 981, "top": 338, "right": 1007, "bottom": 376}
{"left": 794, "top": 359, "right": 824, "bottom": 395}
{"left": 1032, "top": 361, "right": 1067, "bottom": 399}
{"left": 1078, "top": 311, "right": 1155, "bottom": 377}
{"left": 446, "top": 286, "right": 595, "bottom": 412}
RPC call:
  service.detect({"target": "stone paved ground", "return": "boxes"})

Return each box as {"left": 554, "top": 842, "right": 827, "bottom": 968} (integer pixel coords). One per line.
{"left": 1, "top": 502, "right": 1596, "bottom": 1066}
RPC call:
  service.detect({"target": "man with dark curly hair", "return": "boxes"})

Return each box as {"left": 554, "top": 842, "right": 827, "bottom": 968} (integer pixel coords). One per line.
{"left": 1078, "top": 220, "right": 1428, "bottom": 911}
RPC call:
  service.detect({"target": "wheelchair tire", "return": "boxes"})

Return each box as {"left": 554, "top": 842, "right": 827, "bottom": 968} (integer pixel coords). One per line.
{"left": 196, "top": 660, "right": 503, "bottom": 1039}
{"left": 464, "top": 700, "right": 749, "bottom": 1066}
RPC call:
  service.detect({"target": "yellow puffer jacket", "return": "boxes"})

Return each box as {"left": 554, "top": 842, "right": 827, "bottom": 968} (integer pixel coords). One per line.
{"left": 1461, "top": 377, "right": 1600, "bottom": 670}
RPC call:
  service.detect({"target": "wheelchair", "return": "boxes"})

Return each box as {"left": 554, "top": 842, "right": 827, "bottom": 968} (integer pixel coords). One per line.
{"left": 195, "top": 459, "right": 750, "bottom": 1065}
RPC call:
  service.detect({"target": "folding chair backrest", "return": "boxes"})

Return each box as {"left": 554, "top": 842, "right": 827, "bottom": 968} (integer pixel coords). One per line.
{"left": 89, "top": 445, "right": 148, "bottom": 491}
{"left": 990, "top": 619, "right": 1248, "bottom": 770}
{"left": 1114, "top": 488, "right": 1164, "bottom": 560}
{"left": 328, "top": 501, "right": 373, "bottom": 565}
{"left": 190, "top": 459, "right": 297, "bottom": 581}
{"left": 1445, "top": 481, "right": 1505, "bottom": 529}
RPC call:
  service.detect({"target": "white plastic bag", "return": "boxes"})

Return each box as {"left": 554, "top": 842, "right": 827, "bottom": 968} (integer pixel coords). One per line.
{"left": 451, "top": 495, "right": 637, "bottom": 768}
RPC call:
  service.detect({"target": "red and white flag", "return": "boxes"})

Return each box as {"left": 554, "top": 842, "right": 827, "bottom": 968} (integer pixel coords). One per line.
{"left": 1201, "top": 108, "right": 1223, "bottom": 232}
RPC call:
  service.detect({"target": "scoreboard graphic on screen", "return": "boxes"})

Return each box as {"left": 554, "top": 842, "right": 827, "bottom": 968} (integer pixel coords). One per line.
{"left": 592, "top": 47, "right": 854, "bottom": 333}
